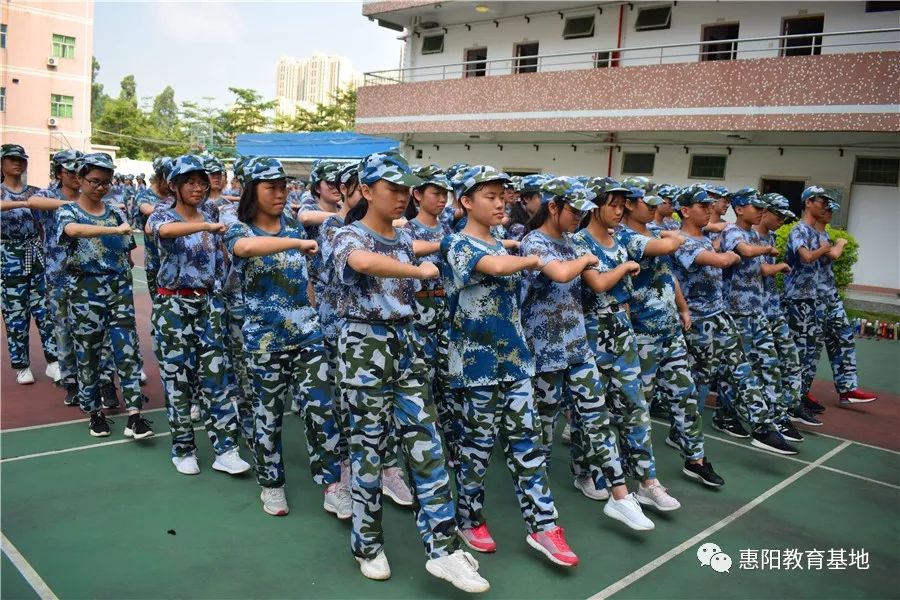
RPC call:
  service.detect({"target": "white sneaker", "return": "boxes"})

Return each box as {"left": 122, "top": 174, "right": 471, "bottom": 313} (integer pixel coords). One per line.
{"left": 16, "top": 368, "right": 34, "bottom": 385}
{"left": 561, "top": 423, "right": 571, "bottom": 444}
{"left": 603, "top": 493, "right": 655, "bottom": 531}
{"left": 636, "top": 481, "right": 681, "bottom": 512}
{"left": 45, "top": 361, "right": 61, "bottom": 382}
{"left": 260, "top": 486, "right": 289, "bottom": 516}
{"left": 190, "top": 404, "right": 201, "bottom": 422}
{"left": 172, "top": 454, "right": 200, "bottom": 475}
{"left": 324, "top": 482, "right": 352, "bottom": 520}
{"left": 356, "top": 550, "right": 391, "bottom": 580}
{"left": 425, "top": 550, "right": 490, "bottom": 593}
{"left": 574, "top": 475, "right": 609, "bottom": 501}
{"left": 383, "top": 466, "right": 413, "bottom": 506}
{"left": 212, "top": 447, "right": 251, "bottom": 475}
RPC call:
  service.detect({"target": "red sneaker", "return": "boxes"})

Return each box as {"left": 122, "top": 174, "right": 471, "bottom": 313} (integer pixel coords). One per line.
{"left": 459, "top": 523, "right": 497, "bottom": 553}
{"left": 839, "top": 389, "right": 877, "bottom": 405}
{"left": 527, "top": 526, "right": 579, "bottom": 567}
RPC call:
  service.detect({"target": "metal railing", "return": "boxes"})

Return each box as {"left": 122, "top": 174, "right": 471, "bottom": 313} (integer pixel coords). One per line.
{"left": 363, "top": 27, "right": 900, "bottom": 86}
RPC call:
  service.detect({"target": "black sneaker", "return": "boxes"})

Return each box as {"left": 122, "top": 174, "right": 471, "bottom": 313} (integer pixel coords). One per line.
{"left": 101, "top": 384, "right": 120, "bottom": 410}
{"left": 664, "top": 430, "right": 681, "bottom": 451}
{"left": 802, "top": 394, "right": 826, "bottom": 414}
{"left": 649, "top": 403, "right": 669, "bottom": 420}
{"left": 64, "top": 385, "right": 79, "bottom": 406}
{"left": 751, "top": 430, "right": 799, "bottom": 455}
{"left": 682, "top": 458, "right": 725, "bottom": 487}
{"left": 89, "top": 412, "right": 112, "bottom": 438}
{"left": 789, "top": 405, "right": 823, "bottom": 427}
{"left": 778, "top": 422, "right": 804, "bottom": 443}
{"left": 711, "top": 416, "right": 750, "bottom": 439}
{"left": 124, "top": 413, "right": 154, "bottom": 440}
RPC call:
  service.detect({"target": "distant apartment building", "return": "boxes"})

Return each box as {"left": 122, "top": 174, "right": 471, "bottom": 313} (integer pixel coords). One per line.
{"left": 276, "top": 53, "right": 363, "bottom": 117}
{"left": 0, "top": 0, "right": 95, "bottom": 188}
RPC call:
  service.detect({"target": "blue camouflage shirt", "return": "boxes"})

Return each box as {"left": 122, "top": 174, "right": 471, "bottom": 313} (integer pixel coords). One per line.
{"left": 441, "top": 233, "right": 535, "bottom": 388}
{"left": 56, "top": 203, "right": 135, "bottom": 275}
{"left": 1, "top": 184, "right": 40, "bottom": 239}
{"left": 616, "top": 225, "right": 679, "bottom": 338}
{"left": 134, "top": 187, "right": 172, "bottom": 272}
{"left": 758, "top": 230, "right": 784, "bottom": 317}
{"left": 816, "top": 229, "right": 838, "bottom": 298}
{"left": 520, "top": 230, "right": 592, "bottom": 373}
{"left": 720, "top": 224, "right": 765, "bottom": 315}
{"left": 147, "top": 208, "right": 225, "bottom": 291}
{"left": 672, "top": 234, "right": 725, "bottom": 318}
{"left": 224, "top": 216, "right": 321, "bottom": 353}
{"left": 403, "top": 217, "right": 451, "bottom": 292}
{"left": 31, "top": 187, "right": 74, "bottom": 286}
{"left": 784, "top": 222, "right": 821, "bottom": 301}
{"left": 332, "top": 222, "right": 419, "bottom": 322}
{"left": 316, "top": 214, "right": 346, "bottom": 340}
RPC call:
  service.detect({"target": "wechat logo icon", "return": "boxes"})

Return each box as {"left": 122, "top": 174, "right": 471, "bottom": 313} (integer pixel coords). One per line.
{"left": 697, "top": 542, "right": 732, "bottom": 574}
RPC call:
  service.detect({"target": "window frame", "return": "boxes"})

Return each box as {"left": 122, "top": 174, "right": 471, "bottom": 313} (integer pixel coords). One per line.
{"left": 463, "top": 46, "right": 488, "bottom": 78}
{"left": 562, "top": 15, "right": 595, "bottom": 40}
{"left": 700, "top": 22, "right": 740, "bottom": 62}
{"left": 621, "top": 152, "right": 656, "bottom": 176}
{"left": 634, "top": 5, "right": 672, "bottom": 32}
{"left": 688, "top": 154, "right": 728, "bottom": 180}
{"left": 1, "top": 24, "right": 7, "bottom": 50}
{"left": 421, "top": 33, "right": 444, "bottom": 55}
{"left": 853, "top": 156, "right": 900, "bottom": 186}
{"left": 780, "top": 15, "right": 824, "bottom": 57}
{"left": 0, "top": 87, "right": 5, "bottom": 112}
{"left": 50, "top": 93, "right": 74, "bottom": 119}
{"left": 513, "top": 41, "right": 540, "bottom": 74}
{"left": 52, "top": 33, "right": 76, "bottom": 59}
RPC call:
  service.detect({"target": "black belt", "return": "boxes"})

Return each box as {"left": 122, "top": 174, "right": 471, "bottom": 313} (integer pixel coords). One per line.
{"left": 346, "top": 316, "right": 413, "bottom": 326}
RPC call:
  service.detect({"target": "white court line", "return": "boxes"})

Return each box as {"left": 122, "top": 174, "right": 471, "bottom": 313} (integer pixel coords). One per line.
{"left": 2, "top": 407, "right": 167, "bottom": 433}
{"left": 588, "top": 441, "right": 852, "bottom": 600}
{"left": 0, "top": 431, "right": 174, "bottom": 463}
{"left": 1, "top": 532, "right": 59, "bottom": 600}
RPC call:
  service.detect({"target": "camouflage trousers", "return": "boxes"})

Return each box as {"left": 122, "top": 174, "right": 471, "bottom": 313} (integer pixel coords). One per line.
{"left": 636, "top": 333, "right": 705, "bottom": 461}
{"left": 247, "top": 341, "right": 341, "bottom": 489}
{"left": 786, "top": 299, "right": 824, "bottom": 396}
{"left": 579, "top": 310, "right": 655, "bottom": 481}
{"left": 534, "top": 362, "right": 627, "bottom": 490}
{"left": 1, "top": 269, "right": 57, "bottom": 369}
{"left": 456, "top": 378, "right": 556, "bottom": 534}
{"left": 728, "top": 313, "right": 792, "bottom": 424}
{"left": 226, "top": 304, "right": 255, "bottom": 446}
{"left": 145, "top": 268, "right": 160, "bottom": 359}
{"left": 68, "top": 273, "right": 142, "bottom": 413}
{"left": 768, "top": 313, "right": 804, "bottom": 408}
{"left": 47, "top": 281, "right": 116, "bottom": 388}
{"left": 339, "top": 320, "right": 458, "bottom": 560}
{"left": 324, "top": 336, "right": 350, "bottom": 462}
{"left": 822, "top": 293, "right": 858, "bottom": 393}
{"left": 414, "top": 296, "right": 460, "bottom": 459}
{"left": 686, "top": 312, "right": 772, "bottom": 431}
{"left": 154, "top": 294, "right": 239, "bottom": 458}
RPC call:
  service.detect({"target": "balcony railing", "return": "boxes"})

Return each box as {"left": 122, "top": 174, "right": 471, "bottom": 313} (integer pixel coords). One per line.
{"left": 363, "top": 27, "right": 900, "bottom": 86}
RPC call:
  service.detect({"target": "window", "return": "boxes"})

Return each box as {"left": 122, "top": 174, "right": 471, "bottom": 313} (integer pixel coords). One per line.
{"left": 635, "top": 5, "right": 672, "bottom": 31}
{"left": 594, "top": 51, "right": 611, "bottom": 68}
{"left": 563, "top": 15, "right": 595, "bottom": 39}
{"left": 52, "top": 33, "right": 76, "bottom": 59}
{"left": 50, "top": 94, "right": 73, "bottom": 118}
{"left": 865, "top": 2, "right": 900, "bottom": 11}
{"left": 689, "top": 155, "right": 727, "bottom": 179}
{"left": 0, "top": 87, "right": 5, "bottom": 112}
{"left": 622, "top": 153, "right": 655, "bottom": 175}
{"left": 701, "top": 22, "right": 739, "bottom": 61}
{"left": 513, "top": 42, "right": 539, "bottom": 74}
{"left": 761, "top": 178, "right": 806, "bottom": 217}
{"left": 421, "top": 34, "right": 444, "bottom": 55}
{"left": 853, "top": 157, "right": 900, "bottom": 186}
{"left": 464, "top": 47, "right": 487, "bottom": 77}
{"left": 781, "top": 16, "right": 824, "bottom": 57}
{"left": 1, "top": 24, "right": 6, "bottom": 49}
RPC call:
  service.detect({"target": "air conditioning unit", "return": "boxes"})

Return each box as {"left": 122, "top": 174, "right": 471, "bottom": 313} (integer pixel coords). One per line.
{"left": 47, "top": 117, "right": 58, "bottom": 127}
{"left": 47, "top": 57, "right": 58, "bottom": 67}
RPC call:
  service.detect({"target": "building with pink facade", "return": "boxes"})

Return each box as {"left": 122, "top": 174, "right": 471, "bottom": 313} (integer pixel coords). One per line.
{"left": 1, "top": 0, "right": 94, "bottom": 188}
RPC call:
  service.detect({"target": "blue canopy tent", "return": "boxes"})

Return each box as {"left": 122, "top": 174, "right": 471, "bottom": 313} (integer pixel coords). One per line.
{"left": 235, "top": 132, "right": 399, "bottom": 162}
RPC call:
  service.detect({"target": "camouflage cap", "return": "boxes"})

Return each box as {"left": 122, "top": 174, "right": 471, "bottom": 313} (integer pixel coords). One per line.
{"left": 509, "top": 175, "right": 522, "bottom": 190}
{"left": 675, "top": 184, "right": 712, "bottom": 207}
{"left": 801, "top": 185, "right": 834, "bottom": 203}
{"left": 202, "top": 154, "right": 226, "bottom": 174}
{"left": 641, "top": 194, "right": 664, "bottom": 207}
{"left": 453, "top": 165, "right": 510, "bottom": 198}
{"left": 51, "top": 149, "right": 83, "bottom": 172}
{"left": 825, "top": 199, "right": 840, "bottom": 213}
{"left": 358, "top": 152, "right": 423, "bottom": 187}
{"left": 704, "top": 184, "right": 730, "bottom": 198}
{"left": 152, "top": 156, "right": 173, "bottom": 175}
{"left": 245, "top": 157, "right": 290, "bottom": 183}
{"left": 414, "top": 164, "right": 453, "bottom": 191}
{"left": 167, "top": 155, "right": 207, "bottom": 183}
{"left": 729, "top": 187, "right": 766, "bottom": 208}
{"left": 1, "top": 144, "right": 29, "bottom": 160}
{"left": 309, "top": 159, "right": 342, "bottom": 188}
{"left": 517, "top": 174, "right": 549, "bottom": 194}
{"left": 78, "top": 152, "right": 116, "bottom": 173}
{"left": 539, "top": 176, "right": 598, "bottom": 212}
{"left": 621, "top": 176, "right": 654, "bottom": 194}
{"left": 655, "top": 183, "right": 681, "bottom": 201}
{"left": 759, "top": 192, "right": 797, "bottom": 220}
{"left": 587, "top": 177, "right": 630, "bottom": 200}
{"left": 626, "top": 186, "right": 645, "bottom": 200}
{"left": 232, "top": 155, "right": 256, "bottom": 185}
{"left": 339, "top": 161, "right": 361, "bottom": 186}
{"left": 445, "top": 162, "right": 471, "bottom": 181}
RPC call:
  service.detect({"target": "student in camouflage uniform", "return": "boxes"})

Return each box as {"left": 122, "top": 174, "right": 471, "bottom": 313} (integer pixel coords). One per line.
{"left": 703, "top": 184, "right": 731, "bottom": 250}
{"left": 56, "top": 153, "right": 153, "bottom": 440}
{"left": 814, "top": 197, "right": 877, "bottom": 406}
{"left": 332, "top": 153, "right": 488, "bottom": 592}
{"left": 650, "top": 183, "right": 682, "bottom": 233}
{"left": 147, "top": 155, "right": 250, "bottom": 477}
{"left": 225, "top": 157, "right": 345, "bottom": 519}
{"left": 135, "top": 157, "right": 174, "bottom": 301}
{"left": 617, "top": 189, "right": 725, "bottom": 488}
{"left": 0, "top": 144, "right": 60, "bottom": 385}
{"left": 718, "top": 188, "right": 800, "bottom": 453}
{"left": 572, "top": 177, "right": 680, "bottom": 512}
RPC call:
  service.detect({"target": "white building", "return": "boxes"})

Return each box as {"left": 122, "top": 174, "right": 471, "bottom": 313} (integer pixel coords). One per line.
{"left": 276, "top": 53, "right": 363, "bottom": 117}
{"left": 357, "top": 1, "right": 900, "bottom": 295}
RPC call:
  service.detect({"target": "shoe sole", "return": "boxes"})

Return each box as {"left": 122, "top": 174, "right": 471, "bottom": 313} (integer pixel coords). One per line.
{"left": 789, "top": 416, "right": 823, "bottom": 427}
{"left": 664, "top": 437, "right": 680, "bottom": 451}
{"left": 357, "top": 559, "right": 391, "bottom": 581}
{"left": 840, "top": 398, "right": 877, "bottom": 405}
{"left": 383, "top": 486, "right": 413, "bottom": 507}
{"left": 750, "top": 438, "right": 798, "bottom": 455}
{"left": 322, "top": 501, "right": 351, "bottom": 520}
{"left": 711, "top": 422, "right": 750, "bottom": 439}
{"left": 635, "top": 494, "right": 681, "bottom": 512}
{"left": 425, "top": 561, "right": 489, "bottom": 593}
{"left": 460, "top": 535, "right": 496, "bottom": 553}
{"left": 175, "top": 467, "right": 200, "bottom": 475}
{"left": 89, "top": 429, "right": 111, "bottom": 438}
{"left": 17, "top": 380, "right": 35, "bottom": 385}
{"left": 123, "top": 429, "right": 155, "bottom": 440}
{"left": 212, "top": 462, "right": 251, "bottom": 475}
{"left": 780, "top": 434, "right": 804, "bottom": 443}
{"left": 681, "top": 467, "right": 724, "bottom": 488}
{"left": 576, "top": 486, "right": 609, "bottom": 501}
{"left": 525, "top": 535, "right": 578, "bottom": 567}
{"left": 102, "top": 402, "right": 121, "bottom": 410}
{"left": 603, "top": 506, "right": 654, "bottom": 531}
{"left": 262, "top": 505, "right": 289, "bottom": 516}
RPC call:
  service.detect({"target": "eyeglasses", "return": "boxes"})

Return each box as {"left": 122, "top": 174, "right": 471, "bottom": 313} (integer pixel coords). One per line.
{"left": 83, "top": 178, "right": 112, "bottom": 189}
{"left": 183, "top": 181, "right": 211, "bottom": 191}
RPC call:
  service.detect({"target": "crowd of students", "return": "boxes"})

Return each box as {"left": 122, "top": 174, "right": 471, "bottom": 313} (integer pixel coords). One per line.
{"left": 0, "top": 142, "right": 877, "bottom": 593}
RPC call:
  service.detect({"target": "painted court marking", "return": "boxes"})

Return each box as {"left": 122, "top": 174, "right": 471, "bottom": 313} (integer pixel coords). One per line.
{"left": 588, "top": 441, "right": 852, "bottom": 600}
{"left": 3, "top": 407, "right": 167, "bottom": 433}
{"left": 1, "top": 532, "right": 59, "bottom": 600}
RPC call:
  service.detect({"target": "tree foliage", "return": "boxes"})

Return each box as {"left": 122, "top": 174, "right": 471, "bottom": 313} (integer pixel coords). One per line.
{"left": 274, "top": 87, "right": 357, "bottom": 132}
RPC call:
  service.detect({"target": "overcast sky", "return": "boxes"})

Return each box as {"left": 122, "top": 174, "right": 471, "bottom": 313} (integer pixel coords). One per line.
{"left": 93, "top": 1, "right": 404, "bottom": 108}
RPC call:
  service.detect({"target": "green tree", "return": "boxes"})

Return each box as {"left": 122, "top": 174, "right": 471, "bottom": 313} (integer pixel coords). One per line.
{"left": 278, "top": 86, "right": 357, "bottom": 132}
{"left": 218, "top": 87, "right": 276, "bottom": 145}
{"left": 119, "top": 75, "right": 137, "bottom": 104}
{"left": 151, "top": 86, "right": 178, "bottom": 135}
{"left": 90, "top": 56, "right": 108, "bottom": 123}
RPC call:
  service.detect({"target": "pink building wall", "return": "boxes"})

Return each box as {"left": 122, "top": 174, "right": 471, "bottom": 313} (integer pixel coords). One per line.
{"left": 1, "top": 1, "right": 94, "bottom": 188}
